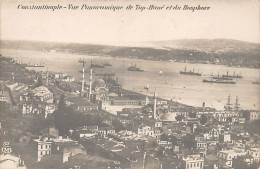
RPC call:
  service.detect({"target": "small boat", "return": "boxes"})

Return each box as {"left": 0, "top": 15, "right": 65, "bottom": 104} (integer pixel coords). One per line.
{"left": 128, "top": 63, "right": 144, "bottom": 72}
{"left": 252, "top": 81, "right": 260, "bottom": 85}
{"left": 159, "top": 70, "right": 163, "bottom": 75}
{"left": 144, "top": 84, "right": 149, "bottom": 90}
{"left": 103, "top": 61, "right": 112, "bottom": 67}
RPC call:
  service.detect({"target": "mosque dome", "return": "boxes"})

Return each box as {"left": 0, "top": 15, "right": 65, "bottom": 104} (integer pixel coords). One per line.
{"left": 93, "top": 79, "right": 106, "bottom": 87}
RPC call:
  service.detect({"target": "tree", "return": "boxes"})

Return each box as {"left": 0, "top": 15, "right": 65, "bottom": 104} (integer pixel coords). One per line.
{"left": 233, "top": 156, "right": 260, "bottom": 169}
{"left": 54, "top": 94, "right": 67, "bottom": 136}
{"left": 189, "top": 112, "right": 196, "bottom": 118}
{"left": 175, "top": 115, "right": 184, "bottom": 122}
{"left": 112, "top": 119, "right": 125, "bottom": 132}
{"left": 34, "top": 76, "right": 43, "bottom": 88}
{"left": 200, "top": 114, "right": 207, "bottom": 125}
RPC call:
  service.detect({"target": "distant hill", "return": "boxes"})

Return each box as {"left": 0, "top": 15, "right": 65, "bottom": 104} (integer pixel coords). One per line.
{"left": 151, "top": 39, "right": 260, "bottom": 52}
{"left": 1, "top": 39, "right": 260, "bottom": 68}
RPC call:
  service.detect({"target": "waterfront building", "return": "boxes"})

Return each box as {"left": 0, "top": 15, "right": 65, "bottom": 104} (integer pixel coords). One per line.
{"left": 53, "top": 73, "right": 67, "bottom": 79}
{"left": 248, "top": 111, "right": 260, "bottom": 121}
{"left": 61, "top": 75, "right": 75, "bottom": 82}
{"left": 67, "top": 97, "right": 98, "bottom": 112}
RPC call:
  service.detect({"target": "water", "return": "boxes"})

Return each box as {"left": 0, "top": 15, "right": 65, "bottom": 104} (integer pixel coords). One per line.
{"left": 2, "top": 49, "right": 260, "bottom": 110}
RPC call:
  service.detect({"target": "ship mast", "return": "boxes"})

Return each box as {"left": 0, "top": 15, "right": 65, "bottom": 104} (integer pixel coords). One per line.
{"left": 225, "top": 94, "right": 233, "bottom": 111}
{"left": 234, "top": 96, "right": 240, "bottom": 112}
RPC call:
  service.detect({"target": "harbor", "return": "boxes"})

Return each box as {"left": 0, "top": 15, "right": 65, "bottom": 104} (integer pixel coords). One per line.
{"left": 2, "top": 49, "right": 259, "bottom": 110}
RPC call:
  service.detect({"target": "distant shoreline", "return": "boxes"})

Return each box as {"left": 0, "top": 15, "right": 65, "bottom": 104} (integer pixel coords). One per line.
{"left": 1, "top": 39, "right": 260, "bottom": 69}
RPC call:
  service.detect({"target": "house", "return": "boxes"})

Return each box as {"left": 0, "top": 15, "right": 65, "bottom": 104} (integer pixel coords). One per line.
{"left": 78, "top": 130, "right": 96, "bottom": 138}
{"left": 246, "top": 147, "right": 260, "bottom": 163}
{"left": 62, "top": 76, "right": 75, "bottom": 82}
{"left": 33, "top": 137, "right": 52, "bottom": 162}
{"left": 20, "top": 86, "right": 53, "bottom": 103}
{"left": 52, "top": 137, "right": 86, "bottom": 163}
{"left": 181, "top": 154, "right": 204, "bottom": 169}
{"left": 21, "top": 102, "right": 55, "bottom": 118}
{"left": 137, "top": 125, "right": 154, "bottom": 137}
{"left": 98, "top": 127, "right": 116, "bottom": 137}
{"left": 0, "top": 154, "right": 26, "bottom": 169}
{"left": 67, "top": 97, "right": 98, "bottom": 112}
{"left": 0, "top": 91, "right": 11, "bottom": 104}
{"left": 217, "top": 149, "right": 246, "bottom": 167}
{"left": 218, "top": 132, "right": 231, "bottom": 143}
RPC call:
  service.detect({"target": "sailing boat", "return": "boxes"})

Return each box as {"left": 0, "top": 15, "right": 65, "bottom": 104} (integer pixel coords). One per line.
{"left": 159, "top": 70, "right": 163, "bottom": 75}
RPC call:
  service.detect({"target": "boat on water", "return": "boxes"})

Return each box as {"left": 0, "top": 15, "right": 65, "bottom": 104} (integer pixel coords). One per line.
{"left": 252, "top": 81, "right": 260, "bottom": 85}
{"left": 180, "top": 67, "right": 202, "bottom": 76}
{"left": 159, "top": 70, "right": 163, "bottom": 75}
{"left": 91, "top": 63, "right": 105, "bottom": 68}
{"left": 90, "top": 60, "right": 105, "bottom": 68}
{"left": 202, "top": 77, "right": 236, "bottom": 84}
{"left": 213, "top": 73, "right": 233, "bottom": 80}
{"left": 223, "top": 71, "right": 243, "bottom": 78}
{"left": 103, "top": 61, "right": 112, "bottom": 67}
{"left": 144, "top": 84, "right": 149, "bottom": 90}
{"left": 128, "top": 63, "right": 144, "bottom": 72}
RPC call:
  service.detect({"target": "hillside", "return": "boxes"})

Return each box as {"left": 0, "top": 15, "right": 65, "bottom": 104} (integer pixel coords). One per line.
{"left": 1, "top": 39, "right": 259, "bottom": 68}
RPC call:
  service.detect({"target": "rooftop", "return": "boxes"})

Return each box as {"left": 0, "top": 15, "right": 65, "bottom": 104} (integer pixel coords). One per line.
{"left": 67, "top": 97, "right": 96, "bottom": 107}
{"left": 24, "top": 85, "right": 52, "bottom": 97}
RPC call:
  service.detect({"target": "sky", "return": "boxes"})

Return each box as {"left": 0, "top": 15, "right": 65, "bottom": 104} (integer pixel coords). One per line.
{"left": 1, "top": 0, "right": 259, "bottom": 45}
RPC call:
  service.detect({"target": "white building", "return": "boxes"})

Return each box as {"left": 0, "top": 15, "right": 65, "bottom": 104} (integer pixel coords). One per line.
{"left": 20, "top": 86, "right": 53, "bottom": 103}
{"left": 138, "top": 125, "right": 154, "bottom": 137}
{"left": 33, "top": 137, "right": 52, "bottom": 162}
{"left": 217, "top": 150, "right": 246, "bottom": 167}
{"left": 0, "top": 154, "right": 26, "bottom": 169}
{"left": 181, "top": 155, "right": 204, "bottom": 169}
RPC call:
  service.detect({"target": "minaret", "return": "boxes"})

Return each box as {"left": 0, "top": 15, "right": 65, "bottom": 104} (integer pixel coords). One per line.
{"left": 11, "top": 73, "right": 14, "bottom": 84}
{"left": 153, "top": 89, "right": 157, "bottom": 120}
{"left": 46, "top": 69, "right": 49, "bottom": 86}
{"left": 89, "top": 67, "right": 92, "bottom": 99}
{"left": 82, "top": 62, "right": 85, "bottom": 93}
{"left": 79, "top": 59, "right": 86, "bottom": 95}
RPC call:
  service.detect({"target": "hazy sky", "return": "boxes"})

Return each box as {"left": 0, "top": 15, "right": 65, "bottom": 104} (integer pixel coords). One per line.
{"left": 1, "top": 0, "right": 259, "bottom": 45}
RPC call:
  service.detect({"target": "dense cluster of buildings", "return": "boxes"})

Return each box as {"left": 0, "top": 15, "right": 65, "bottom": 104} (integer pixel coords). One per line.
{"left": 0, "top": 54, "right": 259, "bottom": 169}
